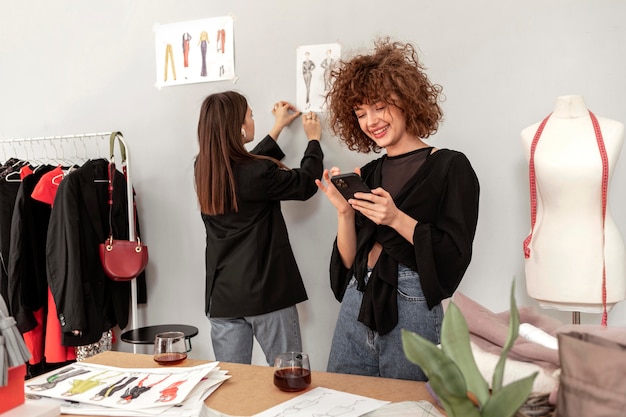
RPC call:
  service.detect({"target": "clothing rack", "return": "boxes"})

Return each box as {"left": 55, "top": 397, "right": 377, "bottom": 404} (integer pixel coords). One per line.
{"left": 0, "top": 131, "right": 141, "bottom": 351}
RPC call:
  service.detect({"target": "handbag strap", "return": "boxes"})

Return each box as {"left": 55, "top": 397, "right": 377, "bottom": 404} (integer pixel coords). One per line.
{"left": 106, "top": 132, "right": 138, "bottom": 242}
{"left": 110, "top": 131, "right": 127, "bottom": 165}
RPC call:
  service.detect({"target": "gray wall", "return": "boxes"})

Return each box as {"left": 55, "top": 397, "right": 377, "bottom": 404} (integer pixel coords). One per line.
{"left": 2, "top": 1, "right": 626, "bottom": 369}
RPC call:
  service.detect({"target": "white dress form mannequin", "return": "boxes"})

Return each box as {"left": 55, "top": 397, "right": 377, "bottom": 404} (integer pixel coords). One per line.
{"left": 521, "top": 95, "right": 626, "bottom": 314}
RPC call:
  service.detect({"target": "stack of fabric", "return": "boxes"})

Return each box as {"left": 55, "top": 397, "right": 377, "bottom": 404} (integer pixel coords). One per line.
{"left": 0, "top": 293, "right": 30, "bottom": 385}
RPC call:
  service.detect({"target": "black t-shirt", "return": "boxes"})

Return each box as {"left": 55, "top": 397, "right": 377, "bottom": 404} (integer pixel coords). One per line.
{"left": 381, "top": 147, "right": 432, "bottom": 197}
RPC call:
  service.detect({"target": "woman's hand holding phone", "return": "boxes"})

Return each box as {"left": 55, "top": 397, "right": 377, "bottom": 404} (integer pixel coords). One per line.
{"left": 330, "top": 173, "right": 371, "bottom": 201}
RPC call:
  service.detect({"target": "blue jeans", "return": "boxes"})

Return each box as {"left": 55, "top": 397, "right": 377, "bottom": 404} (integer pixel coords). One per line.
{"left": 209, "top": 305, "right": 302, "bottom": 365}
{"left": 327, "top": 264, "right": 443, "bottom": 381}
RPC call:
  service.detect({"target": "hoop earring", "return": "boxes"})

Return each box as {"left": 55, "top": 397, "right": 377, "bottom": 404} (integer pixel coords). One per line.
{"left": 241, "top": 127, "right": 247, "bottom": 138}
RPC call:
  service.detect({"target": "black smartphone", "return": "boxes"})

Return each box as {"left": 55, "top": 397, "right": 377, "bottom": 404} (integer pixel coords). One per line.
{"left": 330, "top": 173, "right": 371, "bottom": 201}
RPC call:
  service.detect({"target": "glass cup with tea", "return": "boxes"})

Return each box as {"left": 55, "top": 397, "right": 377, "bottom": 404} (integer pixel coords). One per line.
{"left": 153, "top": 331, "right": 187, "bottom": 365}
{"left": 273, "top": 352, "right": 311, "bottom": 392}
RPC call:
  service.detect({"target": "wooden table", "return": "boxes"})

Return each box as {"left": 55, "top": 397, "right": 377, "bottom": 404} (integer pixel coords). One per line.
{"left": 71, "top": 350, "right": 441, "bottom": 416}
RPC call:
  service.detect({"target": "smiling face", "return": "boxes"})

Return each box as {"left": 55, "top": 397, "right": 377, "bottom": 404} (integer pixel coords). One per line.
{"left": 354, "top": 100, "right": 413, "bottom": 156}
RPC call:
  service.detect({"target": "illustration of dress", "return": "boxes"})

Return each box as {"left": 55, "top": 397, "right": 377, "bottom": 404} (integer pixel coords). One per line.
{"left": 157, "top": 379, "right": 187, "bottom": 402}
{"left": 182, "top": 32, "right": 192, "bottom": 68}
{"left": 199, "top": 31, "right": 209, "bottom": 77}
{"left": 217, "top": 28, "right": 226, "bottom": 76}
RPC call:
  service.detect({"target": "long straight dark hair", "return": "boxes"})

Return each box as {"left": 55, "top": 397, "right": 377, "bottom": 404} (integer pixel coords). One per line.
{"left": 194, "top": 91, "right": 282, "bottom": 215}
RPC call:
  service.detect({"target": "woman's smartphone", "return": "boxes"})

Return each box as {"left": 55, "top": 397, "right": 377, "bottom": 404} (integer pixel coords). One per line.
{"left": 330, "top": 173, "right": 371, "bottom": 201}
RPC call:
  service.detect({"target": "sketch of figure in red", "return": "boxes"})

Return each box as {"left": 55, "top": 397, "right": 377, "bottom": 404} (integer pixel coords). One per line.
{"left": 217, "top": 27, "right": 226, "bottom": 76}
{"left": 117, "top": 374, "right": 171, "bottom": 405}
{"left": 182, "top": 32, "right": 192, "bottom": 68}
{"left": 156, "top": 378, "right": 188, "bottom": 402}
{"left": 198, "top": 31, "right": 209, "bottom": 77}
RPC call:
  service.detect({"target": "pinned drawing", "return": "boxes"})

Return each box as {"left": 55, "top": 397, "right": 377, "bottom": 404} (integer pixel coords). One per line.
{"left": 296, "top": 43, "right": 341, "bottom": 112}
{"left": 154, "top": 15, "right": 235, "bottom": 88}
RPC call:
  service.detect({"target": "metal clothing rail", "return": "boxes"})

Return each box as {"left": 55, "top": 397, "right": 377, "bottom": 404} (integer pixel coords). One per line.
{"left": 0, "top": 131, "right": 140, "bottom": 351}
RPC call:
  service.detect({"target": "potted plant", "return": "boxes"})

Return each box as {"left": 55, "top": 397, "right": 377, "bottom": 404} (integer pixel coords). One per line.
{"left": 402, "top": 282, "right": 536, "bottom": 417}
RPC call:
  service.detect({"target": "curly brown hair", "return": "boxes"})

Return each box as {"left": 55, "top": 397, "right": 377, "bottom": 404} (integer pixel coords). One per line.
{"left": 325, "top": 37, "right": 444, "bottom": 153}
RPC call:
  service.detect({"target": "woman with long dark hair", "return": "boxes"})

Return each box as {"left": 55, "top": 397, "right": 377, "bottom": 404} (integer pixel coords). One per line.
{"left": 194, "top": 91, "right": 323, "bottom": 364}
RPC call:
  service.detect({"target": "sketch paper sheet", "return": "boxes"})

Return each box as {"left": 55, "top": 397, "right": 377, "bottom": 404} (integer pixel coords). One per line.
{"left": 296, "top": 43, "right": 341, "bottom": 113}
{"left": 154, "top": 15, "right": 235, "bottom": 88}
{"left": 24, "top": 361, "right": 225, "bottom": 415}
{"left": 251, "top": 387, "right": 388, "bottom": 417}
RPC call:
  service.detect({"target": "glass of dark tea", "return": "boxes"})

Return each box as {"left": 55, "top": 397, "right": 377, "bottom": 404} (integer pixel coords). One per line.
{"left": 153, "top": 331, "right": 187, "bottom": 365}
{"left": 273, "top": 352, "right": 311, "bottom": 392}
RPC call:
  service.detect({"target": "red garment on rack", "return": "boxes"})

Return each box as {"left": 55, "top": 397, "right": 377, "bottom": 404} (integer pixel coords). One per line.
{"left": 31, "top": 166, "right": 76, "bottom": 363}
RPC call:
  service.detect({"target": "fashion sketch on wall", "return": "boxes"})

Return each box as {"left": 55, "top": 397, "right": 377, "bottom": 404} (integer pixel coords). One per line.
{"left": 154, "top": 16, "right": 235, "bottom": 89}
{"left": 296, "top": 43, "right": 341, "bottom": 112}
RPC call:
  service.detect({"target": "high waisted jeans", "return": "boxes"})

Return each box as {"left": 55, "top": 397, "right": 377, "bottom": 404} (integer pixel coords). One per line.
{"left": 209, "top": 305, "right": 302, "bottom": 366}
{"left": 327, "top": 264, "right": 443, "bottom": 381}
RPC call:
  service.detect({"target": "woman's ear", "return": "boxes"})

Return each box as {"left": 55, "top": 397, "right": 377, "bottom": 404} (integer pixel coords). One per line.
{"left": 241, "top": 127, "right": 247, "bottom": 138}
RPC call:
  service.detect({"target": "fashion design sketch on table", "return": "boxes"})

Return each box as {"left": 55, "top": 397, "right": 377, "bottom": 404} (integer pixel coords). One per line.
{"left": 296, "top": 43, "right": 341, "bottom": 112}
{"left": 521, "top": 94, "right": 626, "bottom": 320}
{"left": 154, "top": 16, "right": 235, "bottom": 88}
{"left": 23, "top": 360, "right": 219, "bottom": 411}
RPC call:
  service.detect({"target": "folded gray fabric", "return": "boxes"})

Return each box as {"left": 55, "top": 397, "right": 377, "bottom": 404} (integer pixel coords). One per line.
{"left": 0, "top": 294, "right": 31, "bottom": 386}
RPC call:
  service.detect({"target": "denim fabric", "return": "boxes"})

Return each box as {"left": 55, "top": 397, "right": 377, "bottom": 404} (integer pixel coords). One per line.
{"left": 327, "top": 264, "right": 443, "bottom": 381}
{"left": 209, "top": 305, "right": 302, "bottom": 365}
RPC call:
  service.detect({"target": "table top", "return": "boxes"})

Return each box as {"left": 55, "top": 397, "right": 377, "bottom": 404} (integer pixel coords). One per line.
{"left": 120, "top": 324, "right": 199, "bottom": 345}
{"left": 72, "top": 351, "right": 441, "bottom": 416}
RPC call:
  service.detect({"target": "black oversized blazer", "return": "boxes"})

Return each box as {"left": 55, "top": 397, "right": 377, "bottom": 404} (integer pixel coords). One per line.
{"left": 46, "top": 158, "right": 146, "bottom": 346}
{"left": 202, "top": 136, "right": 323, "bottom": 318}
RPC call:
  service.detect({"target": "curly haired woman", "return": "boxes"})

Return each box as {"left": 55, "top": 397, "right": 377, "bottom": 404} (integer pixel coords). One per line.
{"left": 316, "top": 38, "right": 480, "bottom": 381}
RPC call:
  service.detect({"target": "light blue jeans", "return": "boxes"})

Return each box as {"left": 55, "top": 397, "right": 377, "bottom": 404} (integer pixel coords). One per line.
{"left": 327, "top": 264, "right": 443, "bottom": 381}
{"left": 209, "top": 305, "right": 302, "bottom": 365}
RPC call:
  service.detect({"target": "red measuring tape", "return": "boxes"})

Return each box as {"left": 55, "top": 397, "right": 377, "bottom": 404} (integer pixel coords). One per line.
{"left": 523, "top": 111, "right": 609, "bottom": 326}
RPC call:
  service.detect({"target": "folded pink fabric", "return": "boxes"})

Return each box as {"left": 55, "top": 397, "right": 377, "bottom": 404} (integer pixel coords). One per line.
{"left": 451, "top": 292, "right": 562, "bottom": 372}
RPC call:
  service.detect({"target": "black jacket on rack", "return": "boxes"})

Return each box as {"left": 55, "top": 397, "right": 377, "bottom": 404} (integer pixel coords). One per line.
{"left": 0, "top": 173, "right": 22, "bottom": 305}
{"left": 46, "top": 158, "right": 147, "bottom": 346}
{"left": 8, "top": 165, "right": 55, "bottom": 333}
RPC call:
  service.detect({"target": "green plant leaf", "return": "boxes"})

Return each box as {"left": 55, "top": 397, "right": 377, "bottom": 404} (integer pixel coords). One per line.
{"left": 403, "top": 328, "right": 480, "bottom": 416}
{"left": 401, "top": 329, "right": 467, "bottom": 397}
{"left": 492, "top": 280, "right": 520, "bottom": 392}
{"left": 441, "top": 302, "right": 490, "bottom": 406}
{"left": 427, "top": 372, "right": 482, "bottom": 417}
{"left": 481, "top": 372, "right": 538, "bottom": 417}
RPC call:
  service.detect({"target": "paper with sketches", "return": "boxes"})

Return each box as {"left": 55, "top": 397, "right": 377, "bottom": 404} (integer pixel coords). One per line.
{"left": 251, "top": 386, "right": 388, "bottom": 417}
{"left": 296, "top": 43, "right": 341, "bottom": 113}
{"left": 154, "top": 15, "right": 235, "bottom": 88}
{"left": 24, "top": 361, "right": 225, "bottom": 415}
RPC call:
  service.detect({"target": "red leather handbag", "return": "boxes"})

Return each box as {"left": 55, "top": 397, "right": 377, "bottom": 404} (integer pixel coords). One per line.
{"left": 98, "top": 132, "right": 148, "bottom": 281}
{"left": 99, "top": 236, "right": 148, "bottom": 281}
